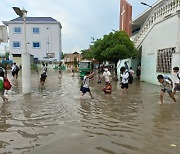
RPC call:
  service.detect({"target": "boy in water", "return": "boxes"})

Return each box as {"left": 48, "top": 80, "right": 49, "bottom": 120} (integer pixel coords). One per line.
{"left": 80, "top": 71, "right": 94, "bottom": 99}
{"left": 157, "top": 74, "right": 176, "bottom": 104}
{"left": 120, "top": 66, "right": 129, "bottom": 95}
{"left": 40, "top": 72, "right": 47, "bottom": 86}
{"left": 172, "top": 67, "right": 180, "bottom": 96}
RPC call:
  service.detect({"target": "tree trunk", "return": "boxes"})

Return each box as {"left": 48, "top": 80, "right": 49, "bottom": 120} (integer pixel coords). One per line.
{"left": 98, "top": 62, "right": 101, "bottom": 81}
{"left": 114, "top": 61, "right": 118, "bottom": 81}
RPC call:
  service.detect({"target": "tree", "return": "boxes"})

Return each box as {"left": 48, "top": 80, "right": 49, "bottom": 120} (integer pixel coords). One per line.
{"left": 81, "top": 49, "right": 93, "bottom": 60}
{"left": 102, "top": 31, "right": 137, "bottom": 80}
{"left": 61, "top": 52, "right": 64, "bottom": 59}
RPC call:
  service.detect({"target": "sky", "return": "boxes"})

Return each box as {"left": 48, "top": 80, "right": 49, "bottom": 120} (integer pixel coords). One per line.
{"left": 0, "top": 0, "right": 157, "bottom": 53}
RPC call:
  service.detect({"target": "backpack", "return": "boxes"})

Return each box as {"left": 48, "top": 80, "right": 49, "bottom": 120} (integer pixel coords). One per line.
{"left": 164, "top": 76, "right": 173, "bottom": 86}
{"left": 3, "top": 77, "right": 12, "bottom": 90}
{"left": 13, "top": 65, "right": 19, "bottom": 72}
{"left": 0, "top": 79, "right": 3, "bottom": 91}
{"left": 126, "top": 71, "right": 133, "bottom": 84}
{"left": 177, "top": 73, "right": 180, "bottom": 80}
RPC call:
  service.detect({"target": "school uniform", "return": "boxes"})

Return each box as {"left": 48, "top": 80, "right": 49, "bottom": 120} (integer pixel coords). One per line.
{"left": 174, "top": 72, "right": 180, "bottom": 91}
{"left": 121, "top": 72, "right": 129, "bottom": 89}
{"left": 82, "top": 76, "right": 90, "bottom": 93}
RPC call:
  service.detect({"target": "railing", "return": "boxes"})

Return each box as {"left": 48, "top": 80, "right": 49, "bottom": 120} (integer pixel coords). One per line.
{"left": 133, "top": 0, "right": 180, "bottom": 48}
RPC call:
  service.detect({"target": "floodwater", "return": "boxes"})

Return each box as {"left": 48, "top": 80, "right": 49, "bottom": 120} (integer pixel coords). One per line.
{"left": 0, "top": 67, "right": 180, "bottom": 154}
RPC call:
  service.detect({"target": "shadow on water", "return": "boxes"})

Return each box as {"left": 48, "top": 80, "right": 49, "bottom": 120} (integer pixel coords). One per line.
{"left": 0, "top": 68, "right": 180, "bottom": 154}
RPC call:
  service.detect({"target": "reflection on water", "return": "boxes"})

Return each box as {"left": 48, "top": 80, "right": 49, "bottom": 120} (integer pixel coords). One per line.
{"left": 0, "top": 68, "right": 180, "bottom": 154}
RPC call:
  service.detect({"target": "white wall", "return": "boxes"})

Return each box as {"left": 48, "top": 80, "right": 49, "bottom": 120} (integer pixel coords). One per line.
{"left": 9, "top": 23, "right": 61, "bottom": 61}
{"left": 141, "top": 15, "right": 179, "bottom": 84}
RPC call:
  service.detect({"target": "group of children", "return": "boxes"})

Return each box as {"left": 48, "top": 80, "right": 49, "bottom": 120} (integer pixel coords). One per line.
{"left": 80, "top": 66, "right": 133, "bottom": 98}
{"left": 80, "top": 66, "right": 180, "bottom": 104}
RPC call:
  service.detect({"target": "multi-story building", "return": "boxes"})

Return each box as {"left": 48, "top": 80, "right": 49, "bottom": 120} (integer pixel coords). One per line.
{"left": 3, "top": 17, "right": 62, "bottom": 64}
{"left": 118, "top": 0, "right": 180, "bottom": 84}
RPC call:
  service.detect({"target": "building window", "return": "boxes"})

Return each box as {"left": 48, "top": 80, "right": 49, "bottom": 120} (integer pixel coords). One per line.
{"left": 156, "top": 47, "right": 176, "bottom": 73}
{"left": 33, "top": 42, "right": 40, "bottom": 48}
{"left": 13, "top": 41, "right": 20, "bottom": 48}
{"left": 32, "top": 27, "right": 40, "bottom": 34}
{"left": 14, "top": 27, "right": 21, "bottom": 34}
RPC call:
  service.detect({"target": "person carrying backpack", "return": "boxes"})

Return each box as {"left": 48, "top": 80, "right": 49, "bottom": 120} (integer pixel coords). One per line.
{"left": 157, "top": 74, "right": 176, "bottom": 104}
{"left": 0, "top": 68, "right": 9, "bottom": 101}
{"left": 11, "top": 62, "right": 19, "bottom": 79}
{"left": 120, "top": 66, "right": 129, "bottom": 95}
{"left": 172, "top": 67, "right": 180, "bottom": 96}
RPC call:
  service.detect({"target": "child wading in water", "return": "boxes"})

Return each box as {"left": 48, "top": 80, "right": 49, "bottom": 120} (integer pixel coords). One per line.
{"left": 157, "top": 74, "right": 176, "bottom": 104}
{"left": 80, "top": 72, "right": 94, "bottom": 99}
{"left": 172, "top": 67, "right": 180, "bottom": 96}
{"left": 120, "top": 66, "right": 129, "bottom": 95}
{"left": 40, "top": 72, "right": 47, "bottom": 86}
{"left": 103, "top": 82, "right": 112, "bottom": 94}
{"left": 0, "top": 68, "right": 8, "bottom": 101}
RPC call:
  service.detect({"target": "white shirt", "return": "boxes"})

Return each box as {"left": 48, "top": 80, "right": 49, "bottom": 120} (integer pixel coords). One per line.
{"left": 121, "top": 72, "right": 129, "bottom": 84}
{"left": 103, "top": 71, "right": 111, "bottom": 82}
{"left": 129, "top": 69, "right": 134, "bottom": 75}
{"left": 83, "top": 76, "right": 90, "bottom": 88}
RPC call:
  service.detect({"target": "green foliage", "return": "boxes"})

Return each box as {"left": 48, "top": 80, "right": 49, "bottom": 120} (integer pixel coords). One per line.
{"left": 89, "top": 31, "right": 137, "bottom": 64}
{"left": 81, "top": 49, "right": 93, "bottom": 60}
{"left": 61, "top": 52, "right": 64, "bottom": 59}
{"left": 101, "top": 31, "right": 137, "bottom": 63}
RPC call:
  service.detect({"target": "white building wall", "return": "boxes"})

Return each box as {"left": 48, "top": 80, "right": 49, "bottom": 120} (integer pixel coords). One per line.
{"left": 9, "top": 23, "right": 61, "bottom": 61}
{"left": 141, "top": 15, "right": 179, "bottom": 84}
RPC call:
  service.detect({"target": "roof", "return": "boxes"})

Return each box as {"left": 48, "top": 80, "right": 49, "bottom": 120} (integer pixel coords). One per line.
{"left": 11, "top": 17, "right": 57, "bottom": 22}
{"left": 3, "top": 17, "right": 62, "bottom": 28}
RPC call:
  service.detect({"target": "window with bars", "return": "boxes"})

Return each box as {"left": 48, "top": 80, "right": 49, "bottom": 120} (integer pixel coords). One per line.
{"left": 156, "top": 47, "right": 176, "bottom": 73}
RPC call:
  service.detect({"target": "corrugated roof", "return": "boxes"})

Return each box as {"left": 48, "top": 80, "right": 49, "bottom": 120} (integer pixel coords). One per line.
{"left": 11, "top": 17, "right": 57, "bottom": 22}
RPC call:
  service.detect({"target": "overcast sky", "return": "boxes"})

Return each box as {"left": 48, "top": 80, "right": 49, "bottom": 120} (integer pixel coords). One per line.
{"left": 0, "top": 0, "right": 156, "bottom": 53}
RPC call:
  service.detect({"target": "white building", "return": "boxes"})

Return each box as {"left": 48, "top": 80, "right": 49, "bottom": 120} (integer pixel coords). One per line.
{"left": 3, "top": 17, "right": 62, "bottom": 63}
{"left": 118, "top": 0, "right": 180, "bottom": 84}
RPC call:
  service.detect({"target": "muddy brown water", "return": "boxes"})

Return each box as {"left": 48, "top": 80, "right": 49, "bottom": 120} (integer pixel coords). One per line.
{"left": 0, "top": 68, "right": 180, "bottom": 154}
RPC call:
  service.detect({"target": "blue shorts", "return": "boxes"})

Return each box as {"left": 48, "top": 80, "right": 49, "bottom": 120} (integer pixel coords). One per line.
{"left": 161, "top": 88, "right": 172, "bottom": 94}
{"left": 81, "top": 87, "right": 90, "bottom": 93}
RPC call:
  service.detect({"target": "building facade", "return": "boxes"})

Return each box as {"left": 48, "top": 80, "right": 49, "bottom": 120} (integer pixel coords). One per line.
{"left": 131, "top": 0, "right": 180, "bottom": 84}
{"left": 3, "top": 17, "right": 62, "bottom": 62}
{"left": 64, "top": 52, "right": 82, "bottom": 68}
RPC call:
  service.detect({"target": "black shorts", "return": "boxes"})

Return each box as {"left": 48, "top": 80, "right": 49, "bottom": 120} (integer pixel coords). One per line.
{"left": 121, "top": 83, "right": 128, "bottom": 89}
{"left": 12, "top": 71, "right": 18, "bottom": 77}
{"left": 81, "top": 87, "right": 90, "bottom": 93}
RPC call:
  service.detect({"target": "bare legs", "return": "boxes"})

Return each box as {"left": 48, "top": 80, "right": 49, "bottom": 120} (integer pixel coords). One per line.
{"left": 160, "top": 91, "right": 176, "bottom": 104}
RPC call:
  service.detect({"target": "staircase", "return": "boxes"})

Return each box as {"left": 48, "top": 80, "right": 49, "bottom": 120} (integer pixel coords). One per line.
{"left": 133, "top": 0, "right": 180, "bottom": 49}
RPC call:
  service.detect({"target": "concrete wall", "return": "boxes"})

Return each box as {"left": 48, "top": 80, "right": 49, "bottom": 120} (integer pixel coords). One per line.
{"left": 141, "top": 15, "right": 179, "bottom": 84}
{"left": 8, "top": 23, "right": 61, "bottom": 61}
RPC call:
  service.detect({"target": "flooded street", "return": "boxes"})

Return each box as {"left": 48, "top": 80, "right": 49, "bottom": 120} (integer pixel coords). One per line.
{"left": 0, "top": 68, "right": 180, "bottom": 154}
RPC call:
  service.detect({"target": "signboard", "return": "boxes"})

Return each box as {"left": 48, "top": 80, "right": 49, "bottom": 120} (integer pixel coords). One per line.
{"left": 0, "top": 25, "right": 8, "bottom": 43}
{"left": 46, "top": 53, "right": 55, "bottom": 58}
